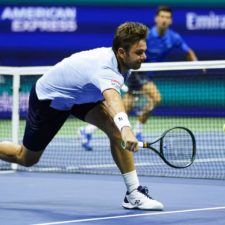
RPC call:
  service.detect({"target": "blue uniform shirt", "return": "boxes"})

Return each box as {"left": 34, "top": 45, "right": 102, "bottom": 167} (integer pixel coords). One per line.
{"left": 146, "top": 26, "right": 190, "bottom": 62}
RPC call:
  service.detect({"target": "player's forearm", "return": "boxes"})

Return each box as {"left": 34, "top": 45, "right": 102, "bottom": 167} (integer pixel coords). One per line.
{"left": 103, "top": 88, "right": 138, "bottom": 151}
{"left": 103, "top": 88, "right": 126, "bottom": 117}
{"left": 103, "top": 88, "right": 132, "bottom": 133}
{"left": 186, "top": 49, "right": 198, "bottom": 61}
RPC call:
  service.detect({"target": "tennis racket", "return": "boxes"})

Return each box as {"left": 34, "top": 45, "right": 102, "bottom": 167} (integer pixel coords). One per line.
{"left": 123, "top": 127, "right": 196, "bottom": 169}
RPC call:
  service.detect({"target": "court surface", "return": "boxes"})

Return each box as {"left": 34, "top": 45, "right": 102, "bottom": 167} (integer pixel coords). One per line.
{"left": 1, "top": 171, "right": 225, "bottom": 225}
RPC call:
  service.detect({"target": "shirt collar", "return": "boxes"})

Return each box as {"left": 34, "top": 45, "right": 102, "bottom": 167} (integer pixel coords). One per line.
{"left": 151, "top": 26, "right": 169, "bottom": 38}
{"left": 111, "top": 48, "right": 131, "bottom": 78}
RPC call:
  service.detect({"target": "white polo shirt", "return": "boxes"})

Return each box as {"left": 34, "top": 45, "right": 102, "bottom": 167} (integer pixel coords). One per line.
{"left": 36, "top": 47, "right": 130, "bottom": 110}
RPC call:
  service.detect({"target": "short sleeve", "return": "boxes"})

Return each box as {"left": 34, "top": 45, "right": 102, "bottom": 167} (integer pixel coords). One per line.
{"left": 92, "top": 68, "right": 124, "bottom": 94}
{"left": 174, "top": 33, "right": 190, "bottom": 53}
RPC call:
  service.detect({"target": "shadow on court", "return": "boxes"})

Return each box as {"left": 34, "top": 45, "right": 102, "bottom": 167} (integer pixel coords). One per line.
{"left": 0, "top": 171, "right": 225, "bottom": 225}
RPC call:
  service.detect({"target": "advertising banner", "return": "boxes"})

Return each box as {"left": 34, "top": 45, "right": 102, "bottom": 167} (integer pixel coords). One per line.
{"left": 0, "top": 6, "right": 224, "bottom": 65}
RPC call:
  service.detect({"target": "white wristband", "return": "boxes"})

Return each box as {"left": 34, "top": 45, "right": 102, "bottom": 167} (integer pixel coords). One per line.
{"left": 113, "top": 112, "right": 131, "bottom": 132}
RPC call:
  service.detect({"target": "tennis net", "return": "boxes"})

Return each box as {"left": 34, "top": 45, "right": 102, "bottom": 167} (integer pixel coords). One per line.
{"left": 0, "top": 61, "right": 225, "bottom": 179}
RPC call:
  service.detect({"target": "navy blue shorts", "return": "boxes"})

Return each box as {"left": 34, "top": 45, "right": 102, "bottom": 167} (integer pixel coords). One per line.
{"left": 126, "top": 72, "right": 151, "bottom": 92}
{"left": 23, "top": 85, "right": 100, "bottom": 151}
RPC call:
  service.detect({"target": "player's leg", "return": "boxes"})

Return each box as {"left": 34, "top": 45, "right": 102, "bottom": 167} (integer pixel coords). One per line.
{"left": 83, "top": 101, "right": 134, "bottom": 173}
{"left": 0, "top": 142, "right": 43, "bottom": 167}
{"left": 79, "top": 124, "right": 96, "bottom": 151}
{"left": 126, "top": 72, "right": 152, "bottom": 141}
{"left": 0, "top": 85, "right": 69, "bottom": 167}
{"left": 134, "top": 81, "right": 161, "bottom": 141}
{"left": 83, "top": 102, "right": 163, "bottom": 210}
{"left": 138, "top": 81, "right": 161, "bottom": 124}
{"left": 123, "top": 92, "right": 136, "bottom": 114}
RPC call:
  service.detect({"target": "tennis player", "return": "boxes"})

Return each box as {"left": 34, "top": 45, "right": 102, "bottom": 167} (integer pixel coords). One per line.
{"left": 80, "top": 6, "right": 199, "bottom": 146}
{"left": 124, "top": 6, "right": 198, "bottom": 141}
{"left": 0, "top": 22, "right": 163, "bottom": 210}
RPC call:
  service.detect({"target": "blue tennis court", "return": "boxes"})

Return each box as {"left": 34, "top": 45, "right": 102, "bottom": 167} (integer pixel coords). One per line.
{"left": 1, "top": 171, "right": 225, "bottom": 225}
{"left": 1, "top": 66, "right": 225, "bottom": 225}
{"left": 1, "top": 126, "right": 225, "bottom": 225}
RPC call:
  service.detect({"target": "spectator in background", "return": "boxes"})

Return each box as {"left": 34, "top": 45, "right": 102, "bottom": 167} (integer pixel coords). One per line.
{"left": 80, "top": 5, "right": 198, "bottom": 149}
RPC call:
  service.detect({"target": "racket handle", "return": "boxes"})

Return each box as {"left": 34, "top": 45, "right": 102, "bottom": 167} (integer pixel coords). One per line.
{"left": 122, "top": 141, "right": 145, "bottom": 149}
{"left": 138, "top": 142, "right": 144, "bottom": 147}
{"left": 138, "top": 142, "right": 148, "bottom": 148}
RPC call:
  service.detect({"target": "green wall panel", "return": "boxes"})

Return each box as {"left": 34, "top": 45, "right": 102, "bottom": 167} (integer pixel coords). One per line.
{"left": 0, "top": 0, "right": 225, "bottom": 7}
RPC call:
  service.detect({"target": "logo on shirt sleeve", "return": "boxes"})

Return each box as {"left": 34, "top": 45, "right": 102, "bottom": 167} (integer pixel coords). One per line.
{"left": 111, "top": 79, "right": 122, "bottom": 90}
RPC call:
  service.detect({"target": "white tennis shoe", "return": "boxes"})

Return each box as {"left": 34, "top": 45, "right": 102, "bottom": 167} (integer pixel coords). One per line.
{"left": 122, "top": 185, "right": 164, "bottom": 210}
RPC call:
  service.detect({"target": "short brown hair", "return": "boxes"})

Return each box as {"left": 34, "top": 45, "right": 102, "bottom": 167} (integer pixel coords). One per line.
{"left": 156, "top": 6, "right": 173, "bottom": 16}
{"left": 112, "top": 22, "right": 148, "bottom": 53}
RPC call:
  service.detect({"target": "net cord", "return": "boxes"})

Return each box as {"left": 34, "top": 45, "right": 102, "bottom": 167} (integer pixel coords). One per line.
{"left": 0, "top": 60, "right": 225, "bottom": 75}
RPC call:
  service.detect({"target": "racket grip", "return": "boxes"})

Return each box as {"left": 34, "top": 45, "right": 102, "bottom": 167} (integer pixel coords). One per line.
{"left": 138, "top": 142, "right": 144, "bottom": 148}
{"left": 138, "top": 142, "right": 148, "bottom": 148}
{"left": 121, "top": 141, "right": 144, "bottom": 149}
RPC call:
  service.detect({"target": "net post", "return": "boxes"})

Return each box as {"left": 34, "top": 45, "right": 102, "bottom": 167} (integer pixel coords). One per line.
{"left": 11, "top": 72, "right": 20, "bottom": 171}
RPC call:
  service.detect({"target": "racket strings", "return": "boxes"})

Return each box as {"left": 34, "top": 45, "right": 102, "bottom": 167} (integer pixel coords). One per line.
{"left": 162, "top": 129, "right": 194, "bottom": 167}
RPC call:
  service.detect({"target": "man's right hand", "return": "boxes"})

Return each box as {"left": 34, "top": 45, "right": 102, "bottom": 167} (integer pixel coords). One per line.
{"left": 121, "top": 126, "right": 139, "bottom": 152}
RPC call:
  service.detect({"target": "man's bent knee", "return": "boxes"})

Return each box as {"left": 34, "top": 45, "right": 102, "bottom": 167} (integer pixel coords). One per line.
{"left": 17, "top": 145, "right": 43, "bottom": 167}
{"left": 20, "top": 158, "right": 39, "bottom": 167}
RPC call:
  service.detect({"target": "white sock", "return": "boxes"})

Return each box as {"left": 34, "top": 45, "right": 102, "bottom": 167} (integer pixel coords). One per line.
{"left": 85, "top": 124, "right": 97, "bottom": 134}
{"left": 134, "top": 121, "right": 143, "bottom": 133}
{"left": 122, "top": 170, "right": 140, "bottom": 193}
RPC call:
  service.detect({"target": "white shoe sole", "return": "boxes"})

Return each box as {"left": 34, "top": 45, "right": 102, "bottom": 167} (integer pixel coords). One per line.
{"left": 122, "top": 197, "right": 164, "bottom": 210}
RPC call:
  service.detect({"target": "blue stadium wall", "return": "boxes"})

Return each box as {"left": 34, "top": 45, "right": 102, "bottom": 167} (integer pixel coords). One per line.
{"left": 0, "top": 1, "right": 224, "bottom": 66}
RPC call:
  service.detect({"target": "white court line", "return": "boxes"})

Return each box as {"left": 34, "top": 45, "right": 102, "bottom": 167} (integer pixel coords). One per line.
{"left": 32, "top": 206, "right": 225, "bottom": 225}
{"left": 0, "top": 170, "right": 15, "bottom": 174}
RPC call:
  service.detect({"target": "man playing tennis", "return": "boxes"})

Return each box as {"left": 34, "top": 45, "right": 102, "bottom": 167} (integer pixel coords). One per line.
{"left": 0, "top": 22, "right": 163, "bottom": 210}
{"left": 80, "top": 6, "right": 199, "bottom": 148}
